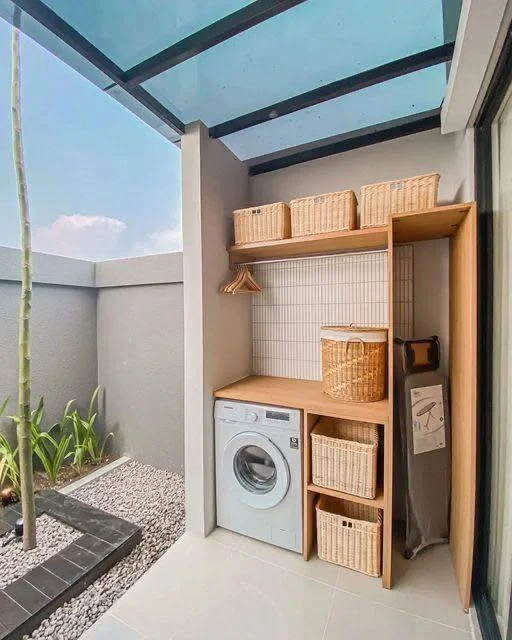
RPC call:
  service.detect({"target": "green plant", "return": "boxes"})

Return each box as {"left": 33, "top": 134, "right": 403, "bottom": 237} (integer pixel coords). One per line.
{"left": 66, "top": 386, "right": 112, "bottom": 472}
{"left": 0, "top": 398, "right": 20, "bottom": 494}
{"left": 11, "top": 398, "right": 73, "bottom": 486}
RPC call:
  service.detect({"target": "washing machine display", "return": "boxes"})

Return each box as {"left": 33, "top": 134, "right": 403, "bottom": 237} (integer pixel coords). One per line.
{"left": 215, "top": 400, "right": 302, "bottom": 553}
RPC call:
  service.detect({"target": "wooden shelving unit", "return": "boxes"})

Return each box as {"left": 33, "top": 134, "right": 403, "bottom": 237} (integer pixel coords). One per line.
{"left": 217, "top": 202, "right": 477, "bottom": 608}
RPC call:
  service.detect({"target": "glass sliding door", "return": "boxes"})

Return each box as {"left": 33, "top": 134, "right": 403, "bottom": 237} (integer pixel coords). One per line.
{"left": 474, "top": 22, "right": 512, "bottom": 640}
{"left": 487, "top": 86, "right": 512, "bottom": 640}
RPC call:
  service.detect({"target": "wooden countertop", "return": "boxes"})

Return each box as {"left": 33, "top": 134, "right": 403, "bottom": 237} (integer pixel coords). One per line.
{"left": 214, "top": 375, "right": 389, "bottom": 424}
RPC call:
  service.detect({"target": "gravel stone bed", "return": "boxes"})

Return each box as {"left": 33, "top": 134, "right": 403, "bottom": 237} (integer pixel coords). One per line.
{"left": 0, "top": 514, "right": 80, "bottom": 589}
{"left": 25, "top": 460, "right": 185, "bottom": 640}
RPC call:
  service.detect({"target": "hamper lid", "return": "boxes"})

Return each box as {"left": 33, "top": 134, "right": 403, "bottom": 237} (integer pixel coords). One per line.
{"left": 320, "top": 326, "right": 388, "bottom": 343}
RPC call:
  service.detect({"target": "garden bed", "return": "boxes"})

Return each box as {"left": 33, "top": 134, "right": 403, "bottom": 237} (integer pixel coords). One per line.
{"left": 32, "top": 455, "right": 118, "bottom": 493}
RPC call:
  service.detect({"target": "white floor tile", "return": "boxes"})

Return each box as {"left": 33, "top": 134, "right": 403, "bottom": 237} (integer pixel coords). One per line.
{"left": 81, "top": 614, "right": 150, "bottom": 640}
{"left": 324, "top": 589, "right": 471, "bottom": 640}
{"left": 108, "top": 534, "right": 236, "bottom": 639}
{"left": 95, "top": 533, "right": 471, "bottom": 640}
{"left": 171, "top": 547, "right": 334, "bottom": 640}
{"left": 333, "top": 545, "right": 470, "bottom": 632}
{"left": 232, "top": 530, "right": 340, "bottom": 587}
{"left": 109, "top": 533, "right": 333, "bottom": 640}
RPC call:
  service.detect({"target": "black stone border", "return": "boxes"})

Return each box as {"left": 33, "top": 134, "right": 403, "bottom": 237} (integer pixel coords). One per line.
{"left": 0, "top": 490, "right": 141, "bottom": 640}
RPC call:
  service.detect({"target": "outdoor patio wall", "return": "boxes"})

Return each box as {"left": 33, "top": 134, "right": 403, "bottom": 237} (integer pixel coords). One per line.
{"left": 182, "top": 122, "right": 251, "bottom": 535}
{"left": 96, "top": 253, "right": 184, "bottom": 474}
{"left": 0, "top": 246, "right": 97, "bottom": 441}
{"left": 249, "top": 127, "right": 475, "bottom": 374}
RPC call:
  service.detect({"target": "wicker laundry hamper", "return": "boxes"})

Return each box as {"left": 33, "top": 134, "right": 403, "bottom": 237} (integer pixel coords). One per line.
{"left": 234, "top": 202, "right": 290, "bottom": 244}
{"left": 290, "top": 190, "right": 357, "bottom": 237}
{"left": 316, "top": 496, "right": 382, "bottom": 576}
{"left": 321, "top": 326, "right": 387, "bottom": 402}
{"left": 311, "top": 418, "right": 379, "bottom": 498}
{"left": 360, "top": 172, "right": 440, "bottom": 228}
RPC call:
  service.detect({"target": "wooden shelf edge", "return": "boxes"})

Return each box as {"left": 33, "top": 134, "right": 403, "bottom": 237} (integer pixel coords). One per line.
{"left": 229, "top": 227, "right": 388, "bottom": 264}
{"left": 214, "top": 376, "right": 389, "bottom": 424}
{"left": 307, "top": 483, "right": 385, "bottom": 509}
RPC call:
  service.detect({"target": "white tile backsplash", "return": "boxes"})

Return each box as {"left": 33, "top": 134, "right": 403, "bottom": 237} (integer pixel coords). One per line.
{"left": 251, "top": 247, "right": 413, "bottom": 380}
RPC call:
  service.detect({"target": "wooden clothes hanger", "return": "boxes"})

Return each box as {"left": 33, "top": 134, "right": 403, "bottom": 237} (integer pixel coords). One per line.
{"left": 220, "top": 265, "right": 262, "bottom": 294}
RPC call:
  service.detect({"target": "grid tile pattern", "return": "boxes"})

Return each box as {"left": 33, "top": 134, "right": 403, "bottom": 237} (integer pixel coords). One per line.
{"left": 252, "top": 247, "right": 413, "bottom": 380}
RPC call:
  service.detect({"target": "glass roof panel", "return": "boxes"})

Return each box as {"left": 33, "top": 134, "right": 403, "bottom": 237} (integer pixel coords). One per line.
{"left": 42, "top": 0, "right": 254, "bottom": 70}
{"left": 143, "top": 0, "right": 448, "bottom": 127}
{"left": 221, "top": 64, "right": 447, "bottom": 161}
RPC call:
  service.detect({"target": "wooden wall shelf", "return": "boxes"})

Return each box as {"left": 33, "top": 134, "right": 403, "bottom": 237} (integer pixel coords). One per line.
{"left": 214, "top": 375, "right": 389, "bottom": 424}
{"left": 229, "top": 227, "right": 388, "bottom": 265}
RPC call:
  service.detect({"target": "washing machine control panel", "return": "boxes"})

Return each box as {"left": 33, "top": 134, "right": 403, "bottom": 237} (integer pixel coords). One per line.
{"left": 215, "top": 400, "right": 301, "bottom": 430}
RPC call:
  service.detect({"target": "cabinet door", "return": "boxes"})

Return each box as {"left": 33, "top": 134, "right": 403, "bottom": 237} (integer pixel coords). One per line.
{"left": 450, "top": 203, "right": 477, "bottom": 612}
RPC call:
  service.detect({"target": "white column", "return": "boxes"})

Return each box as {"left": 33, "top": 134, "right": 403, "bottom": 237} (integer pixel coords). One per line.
{"left": 181, "top": 122, "right": 252, "bottom": 535}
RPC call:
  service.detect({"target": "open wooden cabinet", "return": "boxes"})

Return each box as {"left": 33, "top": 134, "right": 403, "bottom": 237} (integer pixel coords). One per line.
{"left": 392, "top": 203, "right": 477, "bottom": 610}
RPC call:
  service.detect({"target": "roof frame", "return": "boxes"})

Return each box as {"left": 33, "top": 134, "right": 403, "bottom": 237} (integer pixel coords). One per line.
{"left": 210, "top": 43, "right": 454, "bottom": 138}
{"left": 10, "top": 0, "right": 186, "bottom": 135}
{"left": 247, "top": 109, "right": 442, "bottom": 175}
{"left": 121, "top": 0, "right": 309, "bottom": 88}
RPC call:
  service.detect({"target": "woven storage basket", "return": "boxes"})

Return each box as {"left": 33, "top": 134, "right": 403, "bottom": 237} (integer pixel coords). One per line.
{"left": 234, "top": 202, "right": 291, "bottom": 244}
{"left": 311, "top": 418, "right": 379, "bottom": 498}
{"left": 289, "top": 190, "right": 357, "bottom": 237}
{"left": 321, "top": 326, "right": 387, "bottom": 402}
{"left": 316, "top": 495, "right": 382, "bottom": 576}
{"left": 360, "top": 172, "right": 440, "bottom": 228}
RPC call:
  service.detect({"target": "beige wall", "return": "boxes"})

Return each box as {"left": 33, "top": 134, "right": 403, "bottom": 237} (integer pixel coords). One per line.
{"left": 250, "top": 128, "right": 473, "bottom": 207}
{"left": 182, "top": 122, "right": 252, "bottom": 535}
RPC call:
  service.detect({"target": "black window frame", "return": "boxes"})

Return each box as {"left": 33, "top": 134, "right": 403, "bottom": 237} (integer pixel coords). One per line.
{"left": 473, "top": 20, "right": 512, "bottom": 640}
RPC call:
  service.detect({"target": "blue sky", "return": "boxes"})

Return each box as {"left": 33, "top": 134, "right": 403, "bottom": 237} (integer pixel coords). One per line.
{"left": 0, "top": 18, "right": 182, "bottom": 261}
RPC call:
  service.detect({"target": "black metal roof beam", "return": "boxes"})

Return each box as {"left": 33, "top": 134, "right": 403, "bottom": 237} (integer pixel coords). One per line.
{"left": 211, "top": 43, "right": 454, "bottom": 138}
{"left": 11, "top": 0, "right": 186, "bottom": 135}
{"left": 247, "top": 109, "right": 442, "bottom": 175}
{"left": 121, "top": 0, "right": 308, "bottom": 88}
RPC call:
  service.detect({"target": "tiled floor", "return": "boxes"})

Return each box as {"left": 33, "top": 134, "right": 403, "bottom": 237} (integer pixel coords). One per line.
{"left": 82, "top": 529, "right": 473, "bottom": 640}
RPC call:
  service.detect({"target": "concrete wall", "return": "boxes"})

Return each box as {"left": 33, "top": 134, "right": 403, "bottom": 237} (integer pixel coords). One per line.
{"left": 0, "top": 247, "right": 97, "bottom": 441}
{"left": 0, "top": 247, "right": 185, "bottom": 474}
{"left": 182, "top": 122, "right": 251, "bottom": 535}
{"left": 96, "top": 254, "right": 184, "bottom": 474}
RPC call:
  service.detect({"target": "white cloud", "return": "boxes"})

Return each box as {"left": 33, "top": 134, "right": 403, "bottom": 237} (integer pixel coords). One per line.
{"left": 134, "top": 227, "right": 183, "bottom": 255}
{"left": 33, "top": 214, "right": 126, "bottom": 261}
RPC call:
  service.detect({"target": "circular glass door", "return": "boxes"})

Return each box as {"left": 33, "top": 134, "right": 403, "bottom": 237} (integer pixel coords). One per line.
{"left": 234, "top": 445, "right": 277, "bottom": 494}
{"left": 223, "top": 432, "right": 290, "bottom": 509}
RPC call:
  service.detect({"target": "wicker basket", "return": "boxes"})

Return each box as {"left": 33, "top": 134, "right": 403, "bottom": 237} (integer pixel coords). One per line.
{"left": 316, "top": 495, "right": 382, "bottom": 576}
{"left": 234, "top": 202, "right": 291, "bottom": 244}
{"left": 289, "top": 190, "right": 357, "bottom": 237}
{"left": 321, "top": 326, "right": 387, "bottom": 402}
{"left": 311, "top": 418, "right": 379, "bottom": 498}
{"left": 360, "top": 172, "right": 440, "bottom": 228}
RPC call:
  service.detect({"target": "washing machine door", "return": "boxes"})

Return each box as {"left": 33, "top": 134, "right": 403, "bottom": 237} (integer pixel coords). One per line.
{"left": 223, "top": 432, "right": 290, "bottom": 509}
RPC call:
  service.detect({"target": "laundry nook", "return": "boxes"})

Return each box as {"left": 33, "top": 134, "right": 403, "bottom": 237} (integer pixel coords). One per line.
{"left": 5, "top": 1, "right": 510, "bottom": 639}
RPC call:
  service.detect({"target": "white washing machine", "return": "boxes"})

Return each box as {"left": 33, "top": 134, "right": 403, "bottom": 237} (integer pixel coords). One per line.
{"left": 215, "top": 399, "right": 302, "bottom": 553}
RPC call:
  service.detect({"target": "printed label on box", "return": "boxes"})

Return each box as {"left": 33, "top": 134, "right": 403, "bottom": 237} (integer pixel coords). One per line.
{"left": 410, "top": 384, "right": 446, "bottom": 455}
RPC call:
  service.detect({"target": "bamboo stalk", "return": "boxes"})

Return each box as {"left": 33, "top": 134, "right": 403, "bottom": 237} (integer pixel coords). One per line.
{"left": 12, "top": 27, "right": 36, "bottom": 550}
